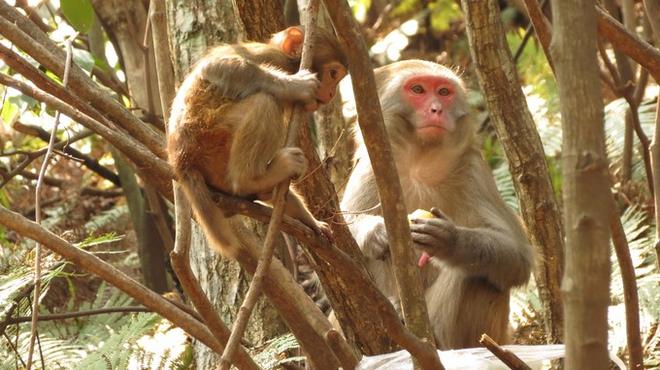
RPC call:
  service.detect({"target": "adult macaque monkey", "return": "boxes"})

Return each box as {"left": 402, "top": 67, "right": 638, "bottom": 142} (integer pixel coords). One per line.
{"left": 341, "top": 60, "right": 533, "bottom": 349}
{"left": 168, "top": 26, "right": 347, "bottom": 257}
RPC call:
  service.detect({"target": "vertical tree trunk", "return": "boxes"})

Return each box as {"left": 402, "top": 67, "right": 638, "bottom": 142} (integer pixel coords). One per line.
{"left": 89, "top": 3, "right": 170, "bottom": 293}
{"left": 643, "top": 0, "right": 660, "bottom": 272}
{"left": 550, "top": 1, "right": 612, "bottom": 369}
{"left": 462, "top": 0, "right": 565, "bottom": 345}
{"left": 165, "top": 2, "right": 288, "bottom": 368}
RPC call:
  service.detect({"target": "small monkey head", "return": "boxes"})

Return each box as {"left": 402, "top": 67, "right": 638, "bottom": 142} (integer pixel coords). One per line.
{"left": 376, "top": 60, "right": 469, "bottom": 146}
{"left": 271, "top": 26, "right": 348, "bottom": 111}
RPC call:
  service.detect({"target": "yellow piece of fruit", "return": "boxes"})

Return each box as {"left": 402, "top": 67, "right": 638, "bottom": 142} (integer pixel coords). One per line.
{"left": 408, "top": 209, "right": 434, "bottom": 268}
{"left": 408, "top": 209, "right": 434, "bottom": 221}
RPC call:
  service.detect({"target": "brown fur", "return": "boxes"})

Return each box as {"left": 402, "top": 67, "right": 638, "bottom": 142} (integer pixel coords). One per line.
{"left": 340, "top": 60, "right": 533, "bottom": 349}
{"left": 167, "top": 26, "right": 347, "bottom": 256}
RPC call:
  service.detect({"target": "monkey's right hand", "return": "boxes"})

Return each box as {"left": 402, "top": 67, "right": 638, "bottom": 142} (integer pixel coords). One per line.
{"left": 354, "top": 216, "right": 390, "bottom": 260}
{"left": 269, "top": 147, "right": 309, "bottom": 181}
{"left": 280, "top": 70, "right": 320, "bottom": 107}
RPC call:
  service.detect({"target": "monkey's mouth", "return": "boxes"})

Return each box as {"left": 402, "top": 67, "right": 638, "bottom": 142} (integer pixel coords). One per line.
{"left": 417, "top": 125, "right": 446, "bottom": 133}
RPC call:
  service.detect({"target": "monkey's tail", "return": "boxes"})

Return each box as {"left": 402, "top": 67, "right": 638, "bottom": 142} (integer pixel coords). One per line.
{"left": 179, "top": 170, "right": 241, "bottom": 257}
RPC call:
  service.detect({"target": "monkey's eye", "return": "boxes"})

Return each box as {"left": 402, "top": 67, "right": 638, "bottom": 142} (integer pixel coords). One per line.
{"left": 411, "top": 85, "right": 425, "bottom": 94}
{"left": 329, "top": 69, "right": 338, "bottom": 80}
{"left": 438, "top": 88, "right": 450, "bottom": 96}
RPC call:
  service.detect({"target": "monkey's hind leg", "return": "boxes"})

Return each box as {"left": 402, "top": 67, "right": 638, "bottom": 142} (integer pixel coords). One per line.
{"left": 179, "top": 170, "right": 241, "bottom": 257}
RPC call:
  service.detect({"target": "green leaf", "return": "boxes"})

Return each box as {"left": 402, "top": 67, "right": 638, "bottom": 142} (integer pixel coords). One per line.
{"left": 73, "top": 47, "right": 96, "bottom": 73}
{"left": 75, "top": 232, "right": 124, "bottom": 249}
{"left": 60, "top": 0, "right": 95, "bottom": 34}
{"left": 0, "top": 100, "right": 18, "bottom": 123}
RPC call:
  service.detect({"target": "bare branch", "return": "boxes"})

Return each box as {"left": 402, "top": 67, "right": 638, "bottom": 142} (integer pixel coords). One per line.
{"left": 596, "top": 6, "right": 660, "bottom": 81}
{"left": 26, "top": 36, "right": 74, "bottom": 370}
{"left": 0, "top": 205, "right": 265, "bottom": 370}
{"left": 463, "top": 0, "right": 565, "bottom": 346}
{"left": 0, "top": 3, "right": 165, "bottom": 158}
{"left": 5, "top": 306, "right": 151, "bottom": 325}
{"left": 323, "top": 1, "right": 442, "bottom": 369}
{"left": 609, "top": 208, "right": 644, "bottom": 370}
{"left": 12, "top": 122, "right": 121, "bottom": 186}
{"left": 479, "top": 334, "right": 533, "bottom": 370}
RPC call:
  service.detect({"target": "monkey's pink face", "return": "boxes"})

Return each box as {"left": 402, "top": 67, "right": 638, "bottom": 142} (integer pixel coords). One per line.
{"left": 402, "top": 75, "right": 457, "bottom": 142}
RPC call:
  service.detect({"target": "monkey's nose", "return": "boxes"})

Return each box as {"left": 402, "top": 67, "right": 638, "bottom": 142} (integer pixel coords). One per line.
{"left": 430, "top": 104, "right": 443, "bottom": 114}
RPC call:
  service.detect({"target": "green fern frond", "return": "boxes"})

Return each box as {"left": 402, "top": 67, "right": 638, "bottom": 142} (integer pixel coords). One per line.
{"left": 84, "top": 205, "right": 129, "bottom": 235}
{"left": 73, "top": 312, "right": 160, "bottom": 370}
{"left": 492, "top": 164, "right": 519, "bottom": 212}
{"left": 75, "top": 233, "right": 124, "bottom": 250}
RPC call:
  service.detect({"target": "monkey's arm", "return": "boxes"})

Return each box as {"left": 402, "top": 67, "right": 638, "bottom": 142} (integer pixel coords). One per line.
{"left": 411, "top": 164, "right": 533, "bottom": 291}
{"left": 340, "top": 159, "right": 390, "bottom": 259}
{"left": 412, "top": 215, "right": 532, "bottom": 290}
{"left": 197, "top": 54, "right": 319, "bottom": 103}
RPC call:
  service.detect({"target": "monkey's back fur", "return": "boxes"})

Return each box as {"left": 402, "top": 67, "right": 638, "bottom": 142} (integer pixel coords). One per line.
{"left": 168, "top": 78, "right": 237, "bottom": 192}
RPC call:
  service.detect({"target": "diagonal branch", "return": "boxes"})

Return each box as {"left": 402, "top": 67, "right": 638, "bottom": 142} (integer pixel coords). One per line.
{"left": 323, "top": 1, "right": 442, "bottom": 369}
{"left": 12, "top": 122, "right": 121, "bottom": 186}
{"left": 596, "top": 6, "right": 660, "bottom": 81}
{"left": 0, "top": 73, "right": 173, "bottom": 197}
{"left": 0, "top": 2, "right": 165, "bottom": 158}
{"left": 0, "top": 206, "right": 260, "bottom": 370}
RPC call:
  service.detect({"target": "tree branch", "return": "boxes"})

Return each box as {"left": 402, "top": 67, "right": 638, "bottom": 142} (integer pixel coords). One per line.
{"left": 463, "top": 0, "right": 565, "bottom": 346}
{"left": 0, "top": 205, "right": 261, "bottom": 370}
{"left": 147, "top": 1, "right": 255, "bottom": 364}
{"left": 12, "top": 121, "right": 121, "bottom": 187}
{"left": 479, "top": 334, "right": 532, "bottom": 370}
{"left": 596, "top": 6, "right": 660, "bottom": 81}
{"left": 0, "top": 72, "right": 173, "bottom": 198}
{"left": 609, "top": 207, "right": 644, "bottom": 370}
{"left": 0, "top": 3, "right": 165, "bottom": 158}
{"left": 322, "top": 1, "right": 442, "bottom": 369}
{"left": 5, "top": 306, "right": 152, "bottom": 324}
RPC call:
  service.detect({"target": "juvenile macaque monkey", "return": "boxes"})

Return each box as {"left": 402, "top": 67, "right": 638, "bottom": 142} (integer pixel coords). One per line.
{"left": 341, "top": 60, "right": 533, "bottom": 349}
{"left": 167, "top": 26, "right": 347, "bottom": 256}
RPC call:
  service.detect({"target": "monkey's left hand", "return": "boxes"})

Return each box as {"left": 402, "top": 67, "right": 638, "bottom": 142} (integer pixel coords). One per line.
{"left": 410, "top": 207, "right": 458, "bottom": 260}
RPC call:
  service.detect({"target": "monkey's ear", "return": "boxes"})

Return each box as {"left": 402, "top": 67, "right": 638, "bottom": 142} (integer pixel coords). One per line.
{"left": 280, "top": 27, "right": 305, "bottom": 58}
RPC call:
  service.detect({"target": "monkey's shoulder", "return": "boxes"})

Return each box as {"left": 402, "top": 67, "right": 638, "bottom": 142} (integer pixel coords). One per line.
{"left": 179, "top": 79, "right": 238, "bottom": 130}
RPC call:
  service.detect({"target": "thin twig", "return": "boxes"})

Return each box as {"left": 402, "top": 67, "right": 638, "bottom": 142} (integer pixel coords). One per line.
{"left": 609, "top": 206, "right": 644, "bottom": 370}
{"left": 12, "top": 122, "right": 121, "bottom": 186}
{"left": 598, "top": 38, "right": 655, "bottom": 195}
{"left": 480, "top": 334, "right": 532, "bottom": 370}
{"left": 6, "top": 306, "right": 152, "bottom": 325}
{"left": 219, "top": 3, "right": 321, "bottom": 369}
{"left": 0, "top": 73, "right": 173, "bottom": 187}
{"left": 26, "top": 34, "right": 75, "bottom": 370}
{"left": 2, "top": 331, "right": 27, "bottom": 368}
